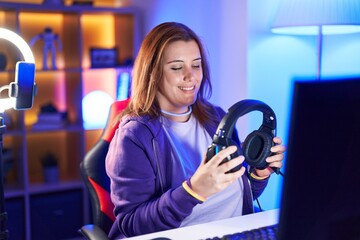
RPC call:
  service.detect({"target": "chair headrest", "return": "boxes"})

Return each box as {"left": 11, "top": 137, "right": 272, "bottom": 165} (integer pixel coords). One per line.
{"left": 102, "top": 99, "right": 130, "bottom": 143}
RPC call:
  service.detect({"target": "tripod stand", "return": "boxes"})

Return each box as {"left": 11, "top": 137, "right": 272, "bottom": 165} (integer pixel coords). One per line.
{"left": 0, "top": 27, "right": 36, "bottom": 240}
{"left": 0, "top": 114, "right": 8, "bottom": 239}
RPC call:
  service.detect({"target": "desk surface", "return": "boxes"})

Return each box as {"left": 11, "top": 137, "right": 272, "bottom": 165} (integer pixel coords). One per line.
{"left": 126, "top": 209, "right": 279, "bottom": 240}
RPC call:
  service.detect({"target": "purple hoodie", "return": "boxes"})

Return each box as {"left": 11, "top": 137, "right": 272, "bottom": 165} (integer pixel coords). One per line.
{"left": 105, "top": 106, "right": 269, "bottom": 239}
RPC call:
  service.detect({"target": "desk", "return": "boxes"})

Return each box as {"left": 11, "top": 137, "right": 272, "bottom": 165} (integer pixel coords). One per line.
{"left": 126, "top": 209, "right": 279, "bottom": 240}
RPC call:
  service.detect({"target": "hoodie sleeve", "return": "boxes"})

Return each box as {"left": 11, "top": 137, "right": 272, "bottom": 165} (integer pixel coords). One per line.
{"left": 106, "top": 120, "right": 201, "bottom": 238}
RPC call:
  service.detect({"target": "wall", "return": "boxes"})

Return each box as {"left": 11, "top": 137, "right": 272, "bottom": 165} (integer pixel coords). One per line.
{"left": 248, "top": 0, "right": 360, "bottom": 210}
{"left": 126, "top": 0, "right": 360, "bottom": 211}
{"left": 128, "top": 0, "right": 248, "bottom": 111}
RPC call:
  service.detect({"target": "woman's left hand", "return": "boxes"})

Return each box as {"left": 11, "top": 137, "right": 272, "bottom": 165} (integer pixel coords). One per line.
{"left": 253, "top": 137, "right": 286, "bottom": 178}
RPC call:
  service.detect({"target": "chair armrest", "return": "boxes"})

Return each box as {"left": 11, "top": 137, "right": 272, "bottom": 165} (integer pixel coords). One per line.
{"left": 78, "top": 224, "right": 110, "bottom": 240}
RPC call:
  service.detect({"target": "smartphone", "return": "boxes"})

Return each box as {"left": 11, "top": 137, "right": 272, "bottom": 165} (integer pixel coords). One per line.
{"left": 13, "top": 61, "right": 36, "bottom": 110}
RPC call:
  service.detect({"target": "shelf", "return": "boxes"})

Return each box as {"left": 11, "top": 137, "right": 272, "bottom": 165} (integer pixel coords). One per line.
{"left": 3, "top": 129, "right": 23, "bottom": 136}
{"left": 0, "top": 2, "right": 139, "bottom": 14}
{"left": 27, "top": 123, "right": 83, "bottom": 133}
{"left": 28, "top": 180, "right": 84, "bottom": 195}
{"left": 0, "top": 2, "right": 139, "bottom": 239}
{"left": 84, "top": 128, "right": 102, "bottom": 152}
{"left": 4, "top": 185, "right": 25, "bottom": 198}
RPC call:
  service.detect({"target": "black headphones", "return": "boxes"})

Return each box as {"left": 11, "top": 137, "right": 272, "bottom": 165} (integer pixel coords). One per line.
{"left": 206, "top": 99, "right": 277, "bottom": 173}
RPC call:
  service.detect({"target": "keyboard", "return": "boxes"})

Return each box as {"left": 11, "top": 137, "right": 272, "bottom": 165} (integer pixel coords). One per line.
{"left": 205, "top": 224, "right": 278, "bottom": 240}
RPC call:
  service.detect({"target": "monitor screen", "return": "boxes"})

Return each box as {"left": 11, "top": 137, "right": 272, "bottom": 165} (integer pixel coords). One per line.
{"left": 278, "top": 77, "right": 360, "bottom": 240}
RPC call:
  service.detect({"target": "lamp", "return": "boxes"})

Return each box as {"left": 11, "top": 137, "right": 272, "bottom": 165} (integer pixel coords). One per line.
{"left": 271, "top": 0, "right": 360, "bottom": 80}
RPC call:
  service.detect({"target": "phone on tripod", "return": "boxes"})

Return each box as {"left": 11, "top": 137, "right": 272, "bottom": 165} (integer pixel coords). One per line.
{"left": 12, "top": 61, "right": 36, "bottom": 110}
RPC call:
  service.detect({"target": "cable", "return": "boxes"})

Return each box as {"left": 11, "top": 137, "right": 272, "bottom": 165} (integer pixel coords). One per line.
{"left": 255, "top": 197, "right": 263, "bottom": 212}
{"left": 249, "top": 168, "right": 284, "bottom": 213}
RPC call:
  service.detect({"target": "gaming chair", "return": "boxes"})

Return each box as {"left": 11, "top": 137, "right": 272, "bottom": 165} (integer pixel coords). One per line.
{"left": 78, "top": 99, "right": 130, "bottom": 240}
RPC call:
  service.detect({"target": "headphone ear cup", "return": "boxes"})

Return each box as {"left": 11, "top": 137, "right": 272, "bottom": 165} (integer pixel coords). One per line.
{"left": 242, "top": 130, "right": 273, "bottom": 169}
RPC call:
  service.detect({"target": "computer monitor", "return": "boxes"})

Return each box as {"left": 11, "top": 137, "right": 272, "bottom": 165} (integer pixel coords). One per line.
{"left": 278, "top": 77, "right": 360, "bottom": 240}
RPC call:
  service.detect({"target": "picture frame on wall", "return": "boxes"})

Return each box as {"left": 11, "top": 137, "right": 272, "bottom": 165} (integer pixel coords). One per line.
{"left": 90, "top": 47, "right": 118, "bottom": 68}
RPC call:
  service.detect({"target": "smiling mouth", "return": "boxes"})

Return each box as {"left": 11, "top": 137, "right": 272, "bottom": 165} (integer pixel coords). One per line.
{"left": 179, "top": 86, "right": 195, "bottom": 91}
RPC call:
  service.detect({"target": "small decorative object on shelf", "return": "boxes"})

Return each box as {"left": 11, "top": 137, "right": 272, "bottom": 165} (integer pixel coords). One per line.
{"left": 72, "top": 0, "right": 93, "bottom": 6}
{"left": 40, "top": 152, "right": 59, "bottom": 183}
{"left": 123, "top": 57, "right": 134, "bottom": 67}
{"left": 29, "top": 27, "right": 62, "bottom": 70}
{"left": 32, "top": 103, "right": 68, "bottom": 130}
{"left": 43, "top": 0, "right": 64, "bottom": 5}
{"left": 2, "top": 112, "right": 13, "bottom": 130}
{"left": 0, "top": 52, "right": 7, "bottom": 71}
{"left": 90, "top": 47, "right": 118, "bottom": 68}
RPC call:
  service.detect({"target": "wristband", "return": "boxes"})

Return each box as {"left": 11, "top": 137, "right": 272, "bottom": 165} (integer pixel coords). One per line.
{"left": 250, "top": 172, "right": 269, "bottom": 180}
{"left": 182, "top": 181, "right": 206, "bottom": 202}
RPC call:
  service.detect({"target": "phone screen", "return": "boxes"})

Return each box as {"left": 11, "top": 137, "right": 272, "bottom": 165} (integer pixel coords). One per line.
{"left": 14, "top": 61, "right": 35, "bottom": 110}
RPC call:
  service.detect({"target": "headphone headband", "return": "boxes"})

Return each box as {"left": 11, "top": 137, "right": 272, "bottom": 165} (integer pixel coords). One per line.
{"left": 215, "top": 99, "right": 276, "bottom": 142}
{"left": 206, "top": 99, "right": 278, "bottom": 173}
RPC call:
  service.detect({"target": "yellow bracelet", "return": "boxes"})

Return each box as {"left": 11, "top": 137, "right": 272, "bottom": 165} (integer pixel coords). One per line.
{"left": 182, "top": 181, "right": 206, "bottom": 202}
{"left": 250, "top": 172, "right": 269, "bottom": 180}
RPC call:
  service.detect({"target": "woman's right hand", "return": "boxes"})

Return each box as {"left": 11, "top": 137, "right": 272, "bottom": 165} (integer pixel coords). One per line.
{"left": 189, "top": 145, "right": 245, "bottom": 199}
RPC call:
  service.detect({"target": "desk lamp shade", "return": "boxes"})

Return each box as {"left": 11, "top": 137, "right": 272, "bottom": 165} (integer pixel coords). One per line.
{"left": 271, "top": 0, "right": 360, "bottom": 35}
{"left": 271, "top": 0, "right": 360, "bottom": 80}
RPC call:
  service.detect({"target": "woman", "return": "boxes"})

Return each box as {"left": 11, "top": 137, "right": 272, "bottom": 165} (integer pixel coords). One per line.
{"left": 105, "top": 22, "right": 285, "bottom": 239}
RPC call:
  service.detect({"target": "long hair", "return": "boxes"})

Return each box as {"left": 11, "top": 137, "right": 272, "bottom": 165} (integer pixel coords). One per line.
{"left": 121, "top": 22, "right": 217, "bottom": 126}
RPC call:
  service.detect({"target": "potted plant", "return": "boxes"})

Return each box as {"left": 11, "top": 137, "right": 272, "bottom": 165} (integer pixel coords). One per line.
{"left": 40, "top": 153, "right": 59, "bottom": 183}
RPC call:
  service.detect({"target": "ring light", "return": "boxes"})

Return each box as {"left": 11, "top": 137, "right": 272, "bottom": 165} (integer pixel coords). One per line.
{"left": 0, "top": 28, "right": 36, "bottom": 112}
{"left": 0, "top": 28, "right": 35, "bottom": 63}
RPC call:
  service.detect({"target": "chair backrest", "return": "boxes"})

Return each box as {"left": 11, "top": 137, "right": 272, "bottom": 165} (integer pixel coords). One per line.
{"left": 80, "top": 99, "right": 130, "bottom": 234}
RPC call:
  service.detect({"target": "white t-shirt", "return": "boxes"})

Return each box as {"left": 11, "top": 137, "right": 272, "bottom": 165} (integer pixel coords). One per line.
{"left": 161, "top": 114, "right": 244, "bottom": 227}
